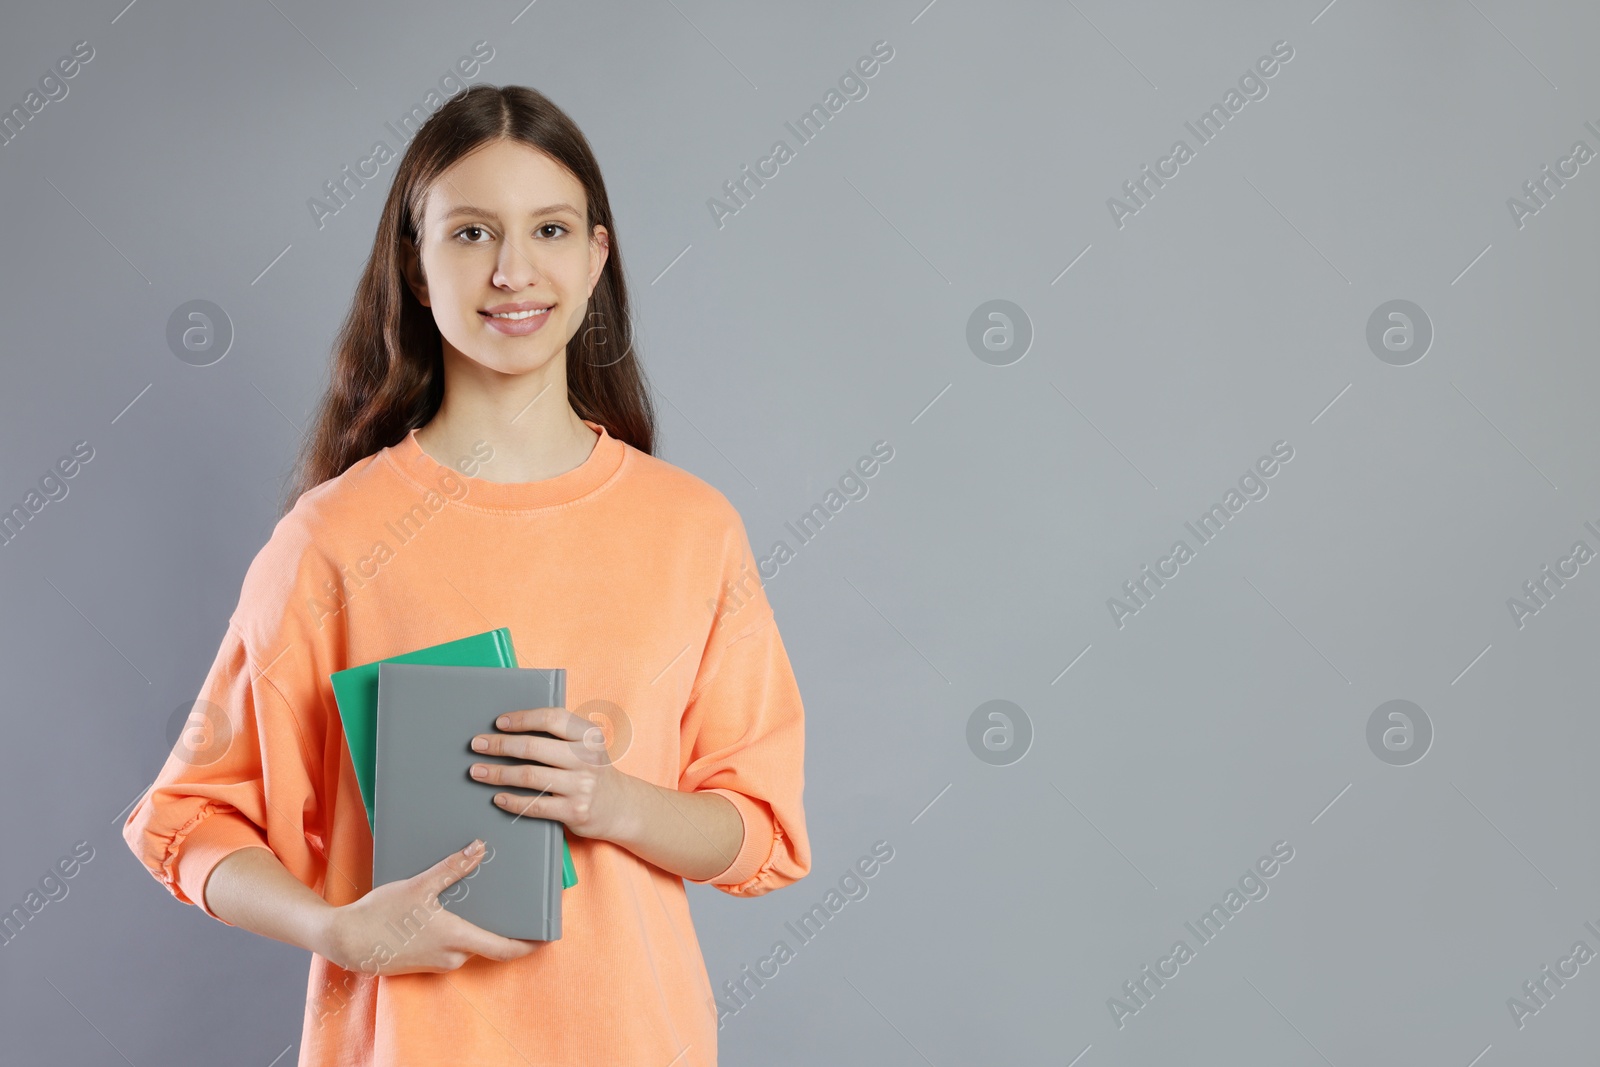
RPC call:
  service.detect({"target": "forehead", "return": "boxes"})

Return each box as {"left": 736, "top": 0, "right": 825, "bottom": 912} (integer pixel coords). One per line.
{"left": 422, "top": 139, "right": 587, "bottom": 224}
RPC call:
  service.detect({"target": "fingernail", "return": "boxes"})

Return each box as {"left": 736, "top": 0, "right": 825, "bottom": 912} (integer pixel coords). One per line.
{"left": 497, "top": 715, "right": 510, "bottom": 728}
{"left": 464, "top": 839, "right": 482, "bottom": 856}
{"left": 472, "top": 737, "right": 488, "bottom": 751}
{"left": 471, "top": 765, "right": 487, "bottom": 778}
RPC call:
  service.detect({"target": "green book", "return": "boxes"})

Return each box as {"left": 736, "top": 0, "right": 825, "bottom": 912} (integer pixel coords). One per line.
{"left": 330, "top": 627, "right": 577, "bottom": 890}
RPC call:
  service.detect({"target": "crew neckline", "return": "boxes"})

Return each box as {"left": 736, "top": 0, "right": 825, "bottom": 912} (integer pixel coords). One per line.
{"left": 383, "top": 418, "right": 627, "bottom": 512}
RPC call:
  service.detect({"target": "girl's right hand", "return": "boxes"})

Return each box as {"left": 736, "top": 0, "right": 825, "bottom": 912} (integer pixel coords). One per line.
{"left": 320, "top": 839, "right": 542, "bottom": 975}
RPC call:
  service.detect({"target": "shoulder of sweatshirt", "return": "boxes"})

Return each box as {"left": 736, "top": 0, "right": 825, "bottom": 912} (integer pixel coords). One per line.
{"left": 624, "top": 449, "right": 777, "bottom": 632}
{"left": 223, "top": 450, "right": 394, "bottom": 674}
{"left": 611, "top": 445, "right": 754, "bottom": 546}
{"left": 226, "top": 516, "right": 340, "bottom": 687}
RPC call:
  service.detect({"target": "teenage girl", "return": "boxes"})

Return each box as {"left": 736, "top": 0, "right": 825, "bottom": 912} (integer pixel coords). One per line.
{"left": 124, "top": 83, "right": 810, "bottom": 1067}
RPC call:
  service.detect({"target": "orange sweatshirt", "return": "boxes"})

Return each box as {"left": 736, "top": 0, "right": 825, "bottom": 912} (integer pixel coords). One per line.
{"left": 122, "top": 420, "right": 810, "bottom": 1066}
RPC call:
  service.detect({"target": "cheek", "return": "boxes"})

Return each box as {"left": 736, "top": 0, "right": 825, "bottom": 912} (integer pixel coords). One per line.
{"left": 555, "top": 248, "right": 597, "bottom": 297}
{"left": 549, "top": 285, "right": 585, "bottom": 334}
{"left": 423, "top": 266, "right": 485, "bottom": 346}
{"left": 429, "top": 255, "right": 473, "bottom": 302}
{"left": 429, "top": 280, "right": 468, "bottom": 327}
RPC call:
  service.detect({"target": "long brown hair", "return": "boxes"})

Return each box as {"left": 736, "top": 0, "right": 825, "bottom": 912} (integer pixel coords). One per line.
{"left": 280, "top": 84, "right": 656, "bottom": 516}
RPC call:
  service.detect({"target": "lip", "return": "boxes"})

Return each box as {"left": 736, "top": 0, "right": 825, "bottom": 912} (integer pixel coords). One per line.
{"left": 482, "top": 300, "right": 554, "bottom": 314}
{"left": 480, "top": 301, "right": 554, "bottom": 336}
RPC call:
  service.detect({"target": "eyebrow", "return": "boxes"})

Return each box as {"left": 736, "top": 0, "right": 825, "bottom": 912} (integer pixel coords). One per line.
{"left": 441, "top": 203, "right": 583, "bottom": 222}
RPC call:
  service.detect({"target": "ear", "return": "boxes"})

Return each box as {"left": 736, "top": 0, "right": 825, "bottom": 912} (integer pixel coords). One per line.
{"left": 587, "top": 224, "right": 610, "bottom": 296}
{"left": 400, "top": 235, "right": 431, "bottom": 308}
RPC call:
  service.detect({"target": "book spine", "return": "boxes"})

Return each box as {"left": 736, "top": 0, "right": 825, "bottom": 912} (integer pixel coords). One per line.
{"left": 550, "top": 833, "right": 562, "bottom": 939}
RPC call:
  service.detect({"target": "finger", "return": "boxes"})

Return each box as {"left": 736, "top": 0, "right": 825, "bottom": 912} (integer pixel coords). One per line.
{"left": 419, "top": 839, "right": 485, "bottom": 897}
{"left": 494, "top": 707, "right": 588, "bottom": 740}
{"left": 477, "top": 763, "right": 578, "bottom": 799}
{"left": 492, "top": 780, "right": 575, "bottom": 822}
{"left": 440, "top": 914, "right": 544, "bottom": 961}
{"left": 470, "top": 732, "right": 573, "bottom": 769}
{"left": 470, "top": 750, "right": 576, "bottom": 786}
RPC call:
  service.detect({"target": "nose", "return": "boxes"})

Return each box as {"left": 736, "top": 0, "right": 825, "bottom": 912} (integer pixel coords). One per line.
{"left": 491, "top": 233, "right": 542, "bottom": 290}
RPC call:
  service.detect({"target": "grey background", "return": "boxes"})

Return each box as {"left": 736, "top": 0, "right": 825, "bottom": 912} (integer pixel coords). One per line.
{"left": 2, "top": 0, "right": 1596, "bottom": 1064}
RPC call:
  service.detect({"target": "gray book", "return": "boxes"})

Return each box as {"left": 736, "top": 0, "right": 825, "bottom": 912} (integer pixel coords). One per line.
{"left": 372, "top": 662, "right": 567, "bottom": 940}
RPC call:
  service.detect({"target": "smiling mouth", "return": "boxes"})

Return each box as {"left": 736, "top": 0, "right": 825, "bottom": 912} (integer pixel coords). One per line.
{"left": 482, "top": 308, "right": 551, "bottom": 320}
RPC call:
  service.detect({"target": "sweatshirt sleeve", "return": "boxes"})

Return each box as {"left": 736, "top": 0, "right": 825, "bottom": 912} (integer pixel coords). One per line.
{"left": 677, "top": 514, "right": 810, "bottom": 897}
{"left": 122, "top": 519, "right": 336, "bottom": 925}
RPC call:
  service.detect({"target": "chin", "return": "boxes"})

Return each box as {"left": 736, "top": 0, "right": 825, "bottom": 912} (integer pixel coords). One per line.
{"left": 488, "top": 348, "right": 560, "bottom": 375}
{"left": 443, "top": 334, "right": 558, "bottom": 372}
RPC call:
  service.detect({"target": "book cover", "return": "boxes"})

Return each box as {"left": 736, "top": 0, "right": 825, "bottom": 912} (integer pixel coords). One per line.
{"left": 373, "top": 663, "right": 567, "bottom": 941}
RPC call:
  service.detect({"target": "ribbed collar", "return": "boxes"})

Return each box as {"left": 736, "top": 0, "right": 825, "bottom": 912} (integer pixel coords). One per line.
{"left": 383, "top": 419, "right": 626, "bottom": 512}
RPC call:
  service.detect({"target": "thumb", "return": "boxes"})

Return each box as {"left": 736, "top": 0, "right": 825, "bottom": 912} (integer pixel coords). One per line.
{"left": 418, "top": 839, "right": 485, "bottom": 899}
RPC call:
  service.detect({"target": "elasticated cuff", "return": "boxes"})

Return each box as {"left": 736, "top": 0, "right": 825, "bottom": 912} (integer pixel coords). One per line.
{"left": 167, "top": 804, "right": 272, "bottom": 923}
{"left": 687, "top": 788, "right": 777, "bottom": 892}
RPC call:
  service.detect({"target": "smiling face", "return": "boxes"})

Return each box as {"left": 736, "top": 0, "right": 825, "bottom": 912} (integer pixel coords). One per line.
{"left": 401, "top": 138, "right": 609, "bottom": 377}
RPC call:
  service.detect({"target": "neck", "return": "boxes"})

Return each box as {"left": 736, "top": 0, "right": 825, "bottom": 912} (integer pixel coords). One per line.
{"left": 414, "top": 349, "right": 599, "bottom": 484}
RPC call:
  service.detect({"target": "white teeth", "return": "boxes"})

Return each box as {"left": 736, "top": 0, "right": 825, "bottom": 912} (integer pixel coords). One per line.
{"left": 488, "top": 308, "right": 550, "bottom": 319}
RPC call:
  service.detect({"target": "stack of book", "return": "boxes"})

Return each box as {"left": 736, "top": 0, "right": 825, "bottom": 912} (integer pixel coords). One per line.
{"left": 330, "top": 628, "right": 575, "bottom": 941}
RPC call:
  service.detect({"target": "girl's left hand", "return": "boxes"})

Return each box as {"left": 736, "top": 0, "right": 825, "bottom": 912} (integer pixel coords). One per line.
{"left": 469, "top": 707, "right": 637, "bottom": 842}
